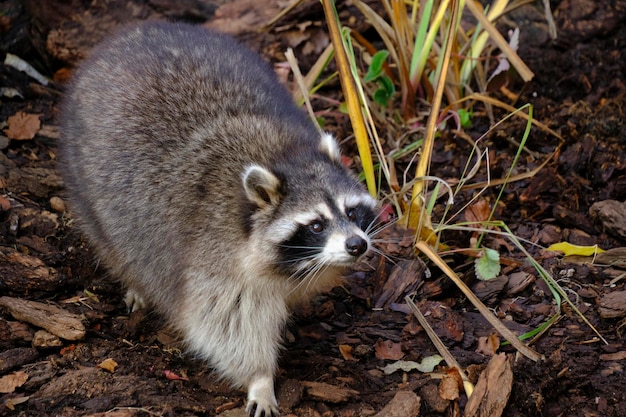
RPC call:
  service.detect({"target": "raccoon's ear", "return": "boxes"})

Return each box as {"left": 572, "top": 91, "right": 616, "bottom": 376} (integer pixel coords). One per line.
{"left": 242, "top": 165, "right": 282, "bottom": 208}
{"left": 319, "top": 132, "right": 342, "bottom": 162}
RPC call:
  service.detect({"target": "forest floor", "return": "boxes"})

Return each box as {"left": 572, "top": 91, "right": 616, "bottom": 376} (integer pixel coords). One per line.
{"left": 1, "top": 0, "right": 625, "bottom": 416}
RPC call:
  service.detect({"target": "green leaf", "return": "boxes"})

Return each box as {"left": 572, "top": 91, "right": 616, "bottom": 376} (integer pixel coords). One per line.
{"left": 373, "top": 89, "right": 389, "bottom": 106}
{"left": 458, "top": 108, "right": 473, "bottom": 128}
{"left": 364, "top": 50, "right": 390, "bottom": 83}
{"left": 475, "top": 247, "right": 501, "bottom": 281}
{"left": 379, "top": 75, "right": 395, "bottom": 96}
{"left": 372, "top": 76, "right": 395, "bottom": 107}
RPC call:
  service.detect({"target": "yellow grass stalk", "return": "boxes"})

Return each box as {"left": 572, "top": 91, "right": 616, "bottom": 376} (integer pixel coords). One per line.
{"left": 321, "top": 0, "right": 377, "bottom": 196}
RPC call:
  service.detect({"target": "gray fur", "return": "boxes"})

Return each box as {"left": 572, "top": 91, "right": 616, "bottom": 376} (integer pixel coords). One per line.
{"left": 60, "top": 21, "right": 376, "bottom": 417}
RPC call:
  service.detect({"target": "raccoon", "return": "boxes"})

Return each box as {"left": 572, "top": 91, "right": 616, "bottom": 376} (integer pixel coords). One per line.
{"left": 60, "top": 21, "right": 377, "bottom": 416}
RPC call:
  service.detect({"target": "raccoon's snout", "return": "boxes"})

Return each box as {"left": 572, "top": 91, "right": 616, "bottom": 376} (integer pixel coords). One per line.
{"left": 345, "top": 235, "right": 368, "bottom": 257}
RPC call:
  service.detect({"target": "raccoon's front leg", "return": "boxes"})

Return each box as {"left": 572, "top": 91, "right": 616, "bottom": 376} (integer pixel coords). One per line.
{"left": 181, "top": 278, "right": 288, "bottom": 416}
{"left": 247, "top": 375, "right": 279, "bottom": 417}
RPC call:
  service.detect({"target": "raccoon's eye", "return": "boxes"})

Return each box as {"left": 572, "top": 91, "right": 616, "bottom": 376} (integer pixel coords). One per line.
{"left": 346, "top": 207, "right": 358, "bottom": 222}
{"left": 309, "top": 221, "right": 324, "bottom": 234}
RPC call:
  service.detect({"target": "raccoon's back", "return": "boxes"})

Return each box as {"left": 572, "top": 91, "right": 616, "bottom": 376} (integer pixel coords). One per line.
{"left": 62, "top": 21, "right": 314, "bottom": 163}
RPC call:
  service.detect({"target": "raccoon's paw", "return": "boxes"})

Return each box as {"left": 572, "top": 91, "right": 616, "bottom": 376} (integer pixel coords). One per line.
{"left": 246, "top": 376, "right": 279, "bottom": 417}
{"left": 123, "top": 289, "right": 147, "bottom": 313}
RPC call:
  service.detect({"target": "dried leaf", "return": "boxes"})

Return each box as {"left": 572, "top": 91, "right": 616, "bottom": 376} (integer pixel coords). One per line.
{"left": 374, "top": 339, "right": 404, "bottom": 360}
{"left": 476, "top": 333, "right": 500, "bottom": 356}
{"left": 4, "top": 396, "right": 29, "bottom": 410}
{"left": 60, "top": 344, "right": 76, "bottom": 355}
{"left": 164, "top": 370, "right": 189, "bottom": 381}
{"left": 339, "top": 344, "right": 356, "bottom": 361}
{"left": 487, "top": 28, "right": 519, "bottom": 83}
{"left": 97, "top": 358, "right": 118, "bottom": 373}
{"left": 439, "top": 369, "right": 462, "bottom": 401}
{"left": 0, "top": 371, "right": 29, "bottom": 394}
{"left": 4, "top": 111, "right": 41, "bottom": 140}
{"left": 0, "top": 195, "right": 11, "bottom": 211}
{"left": 464, "top": 199, "right": 491, "bottom": 224}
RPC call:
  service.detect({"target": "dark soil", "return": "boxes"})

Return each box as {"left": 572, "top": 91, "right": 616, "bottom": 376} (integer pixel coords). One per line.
{"left": 1, "top": 1, "right": 625, "bottom": 416}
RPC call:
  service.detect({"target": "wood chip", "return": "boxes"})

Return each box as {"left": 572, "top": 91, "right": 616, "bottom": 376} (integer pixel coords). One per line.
{"left": 471, "top": 275, "right": 508, "bottom": 305}
{"left": 599, "top": 351, "right": 626, "bottom": 361}
{"left": 0, "top": 247, "right": 60, "bottom": 293}
{"left": 420, "top": 383, "right": 449, "bottom": 413}
{"left": 0, "top": 347, "right": 39, "bottom": 373}
{"left": 32, "top": 330, "right": 63, "bottom": 348}
{"left": 598, "top": 290, "right": 626, "bottom": 319}
{"left": 373, "top": 390, "right": 421, "bottom": 417}
{"left": 276, "top": 379, "right": 303, "bottom": 410}
{"left": 590, "top": 200, "right": 626, "bottom": 239}
{"left": 301, "top": 381, "right": 359, "bottom": 403}
{"left": 374, "top": 259, "right": 426, "bottom": 308}
{"left": 463, "top": 353, "right": 512, "bottom": 417}
{"left": 595, "top": 248, "right": 626, "bottom": 269}
{"left": 505, "top": 271, "right": 535, "bottom": 296}
{"left": 0, "top": 296, "right": 85, "bottom": 341}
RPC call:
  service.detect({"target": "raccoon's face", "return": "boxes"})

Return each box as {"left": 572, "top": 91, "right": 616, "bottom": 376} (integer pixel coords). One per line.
{"left": 241, "top": 133, "right": 377, "bottom": 278}
{"left": 274, "top": 193, "right": 377, "bottom": 273}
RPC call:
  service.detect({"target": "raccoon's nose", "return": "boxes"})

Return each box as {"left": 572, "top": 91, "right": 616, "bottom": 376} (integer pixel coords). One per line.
{"left": 345, "top": 236, "right": 368, "bottom": 256}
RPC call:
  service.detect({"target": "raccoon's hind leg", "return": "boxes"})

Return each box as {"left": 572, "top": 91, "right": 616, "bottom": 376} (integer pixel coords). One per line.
{"left": 123, "top": 288, "right": 147, "bottom": 313}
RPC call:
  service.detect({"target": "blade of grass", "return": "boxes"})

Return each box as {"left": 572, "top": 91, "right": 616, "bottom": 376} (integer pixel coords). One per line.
{"left": 500, "top": 313, "right": 561, "bottom": 346}
{"left": 321, "top": 0, "right": 376, "bottom": 196}
{"left": 409, "top": 0, "right": 449, "bottom": 91}
{"left": 387, "top": 0, "right": 416, "bottom": 118}
{"left": 404, "top": 0, "right": 459, "bottom": 228}
{"left": 405, "top": 295, "right": 475, "bottom": 397}
{"left": 459, "top": 0, "right": 508, "bottom": 86}
{"left": 292, "top": 43, "right": 335, "bottom": 106}
{"left": 476, "top": 104, "right": 534, "bottom": 248}
{"left": 285, "top": 48, "right": 323, "bottom": 134}
{"left": 342, "top": 32, "right": 392, "bottom": 195}
{"left": 454, "top": 93, "right": 564, "bottom": 142}
{"left": 464, "top": 0, "right": 534, "bottom": 82}
{"left": 409, "top": 0, "right": 434, "bottom": 78}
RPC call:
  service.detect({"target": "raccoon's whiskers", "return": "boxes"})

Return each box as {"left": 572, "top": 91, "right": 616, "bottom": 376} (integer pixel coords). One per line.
{"left": 367, "top": 217, "right": 399, "bottom": 238}
{"left": 286, "top": 253, "right": 331, "bottom": 296}
{"left": 368, "top": 245, "right": 399, "bottom": 266}
{"left": 370, "top": 236, "right": 407, "bottom": 244}
{"left": 288, "top": 254, "right": 325, "bottom": 282}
